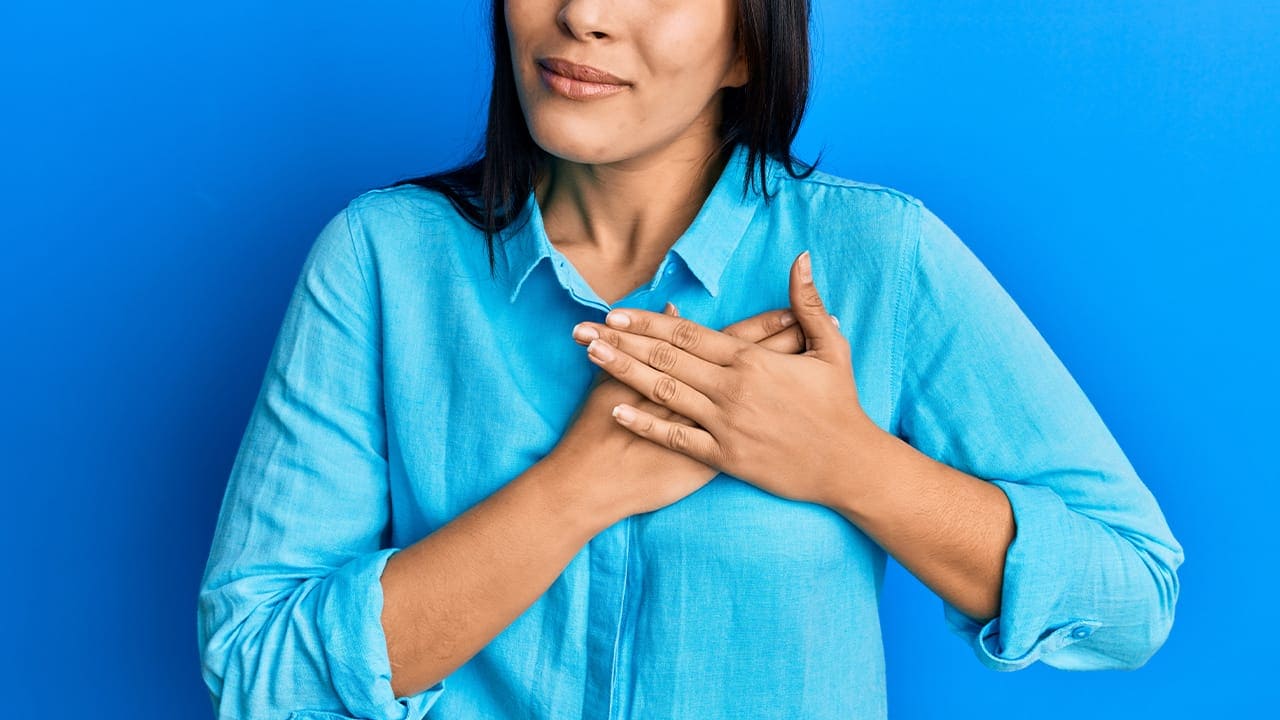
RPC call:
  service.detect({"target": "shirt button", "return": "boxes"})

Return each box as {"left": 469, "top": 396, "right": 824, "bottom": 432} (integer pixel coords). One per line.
{"left": 1070, "top": 626, "right": 1093, "bottom": 639}
{"left": 664, "top": 266, "right": 674, "bottom": 275}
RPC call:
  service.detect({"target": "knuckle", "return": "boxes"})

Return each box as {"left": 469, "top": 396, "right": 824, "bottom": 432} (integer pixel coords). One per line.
{"left": 652, "top": 376, "right": 679, "bottom": 404}
{"left": 729, "top": 343, "right": 757, "bottom": 369}
{"left": 670, "top": 318, "right": 700, "bottom": 350}
{"left": 716, "top": 405, "right": 739, "bottom": 435}
{"left": 602, "top": 328, "right": 628, "bottom": 346}
{"left": 648, "top": 342, "right": 679, "bottom": 372}
{"left": 800, "top": 292, "right": 826, "bottom": 311}
{"left": 717, "top": 376, "right": 746, "bottom": 404}
{"left": 665, "top": 422, "right": 690, "bottom": 450}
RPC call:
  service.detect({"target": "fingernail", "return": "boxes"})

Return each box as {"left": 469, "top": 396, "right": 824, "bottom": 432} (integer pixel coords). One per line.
{"left": 799, "top": 251, "right": 812, "bottom": 283}
{"left": 605, "top": 310, "right": 631, "bottom": 328}
{"left": 587, "top": 338, "right": 615, "bottom": 362}
{"left": 572, "top": 323, "right": 599, "bottom": 343}
{"left": 780, "top": 311, "right": 796, "bottom": 327}
{"left": 612, "top": 404, "right": 636, "bottom": 423}
{"left": 831, "top": 314, "right": 840, "bottom": 328}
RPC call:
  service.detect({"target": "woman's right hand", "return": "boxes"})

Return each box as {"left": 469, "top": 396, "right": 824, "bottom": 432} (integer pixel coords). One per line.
{"left": 550, "top": 302, "right": 815, "bottom": 524}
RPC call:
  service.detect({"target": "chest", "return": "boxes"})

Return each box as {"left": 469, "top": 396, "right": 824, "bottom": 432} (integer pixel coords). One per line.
{"left": 376, "top": 228, "right": 903, "bottom": 543}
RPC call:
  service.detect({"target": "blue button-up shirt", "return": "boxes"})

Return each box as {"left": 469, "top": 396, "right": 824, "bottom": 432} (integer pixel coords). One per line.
{"left": 197, "top": 142, "right": 1184, "bottom": 719}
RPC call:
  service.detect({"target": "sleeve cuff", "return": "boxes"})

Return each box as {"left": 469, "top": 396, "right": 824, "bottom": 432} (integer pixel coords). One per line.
{"left": 942, "top": 479, "right": 1103, "bottom": 672}
{"left": 313, "top": 547, "right": 447, "bottom": 719}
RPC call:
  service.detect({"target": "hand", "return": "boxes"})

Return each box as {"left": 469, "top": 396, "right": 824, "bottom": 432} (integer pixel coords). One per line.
{"left": 572, "top": 250, "right": 877, "bottom": 506}
{"left": 552, "top": 302, "right": 812, "bottom": 524}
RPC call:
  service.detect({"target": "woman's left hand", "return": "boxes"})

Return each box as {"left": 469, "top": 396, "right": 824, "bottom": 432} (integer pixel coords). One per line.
{"left": 571, "top": 250, "right": 879, "bottom": 506}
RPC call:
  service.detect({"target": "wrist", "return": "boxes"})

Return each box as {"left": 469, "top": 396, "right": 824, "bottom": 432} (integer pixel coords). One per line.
{"left": 816, "top": 418, "right": 903, "bottom": 521}
{"left": 530, "top": 450, "right": 624, "bottom": 539}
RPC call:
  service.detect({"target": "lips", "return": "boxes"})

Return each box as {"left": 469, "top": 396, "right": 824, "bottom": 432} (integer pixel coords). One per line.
{"left": 536, "top": 57, "right": 632, "bottom": 101}
{"left": 537, "top": 57, "right": 631, "bottom": 86}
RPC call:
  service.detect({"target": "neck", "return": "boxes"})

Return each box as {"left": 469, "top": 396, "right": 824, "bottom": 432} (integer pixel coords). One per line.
{"left": 533, "top": 136, "right": 732, "bottom": 266}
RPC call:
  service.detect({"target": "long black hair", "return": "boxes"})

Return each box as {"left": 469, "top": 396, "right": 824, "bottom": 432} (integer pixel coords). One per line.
{"left": 381, "top": 0, "right": 822, "bottom": 277}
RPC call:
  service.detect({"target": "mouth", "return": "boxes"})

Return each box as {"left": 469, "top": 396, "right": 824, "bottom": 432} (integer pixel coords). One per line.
{"left": 537, "top": 57, "right": 632, "bottom": 101}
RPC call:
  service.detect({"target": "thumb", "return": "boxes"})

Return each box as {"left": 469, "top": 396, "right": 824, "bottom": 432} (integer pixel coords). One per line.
{"left": 789, "top": 250, "right": 840, "bottom": 358}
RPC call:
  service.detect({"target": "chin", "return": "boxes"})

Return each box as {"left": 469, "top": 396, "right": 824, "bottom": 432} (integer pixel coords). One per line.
{"left": 528, "top": 121, "right": 632, "bottom": 165}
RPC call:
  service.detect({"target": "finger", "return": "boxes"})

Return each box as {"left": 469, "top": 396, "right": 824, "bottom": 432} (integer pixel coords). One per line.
{"left": 756, "top": 322, "right": 809, "bottom": 354}
{"left": 584, "top": 304, "right": 817, "bottom": 375}
{"left": 611, "top": 375, "right": 696, "bottom": 425}
{"left": 661, "top": 302, "right": 699, "bottom": 425}
{"left": 587, "top": 319, "right": 725, "bottom": 396}
{"left": 603, "top": 308, "right": 751, "bottom": 366}
{"left": 788, "top": 250, "right": 846, "bottom": 360}
{"left": 610, "top": 401, "right": 719, "bottom": 466}
{"left": 761, "top": 312, "right": 843, "bottom": 354}
{"left": 647, "top": 301, "right": 695, "bottom": 424}
{"left": 588, "top": 302, "right": 678, "bottom": 396}
{"left": 586, "top": 334, "right": 719, "bottom": 426}
{"left": 591, "top": 305, "right": 797, "bottom": 350}
{"left": 718, "top": 308, "right": 798, "bottom": 344}
{"left": 719, "top": 306, "right": 838, "bottom": 355}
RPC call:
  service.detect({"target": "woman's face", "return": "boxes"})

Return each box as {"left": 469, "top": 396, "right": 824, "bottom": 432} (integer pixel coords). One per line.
{"left": 506, "top": 0, "right": 748, "bottom": 165}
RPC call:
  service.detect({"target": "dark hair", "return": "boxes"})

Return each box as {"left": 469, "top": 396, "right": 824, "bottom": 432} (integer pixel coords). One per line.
{"left": 381, "top": 0, "right": 822, "bottom": 277}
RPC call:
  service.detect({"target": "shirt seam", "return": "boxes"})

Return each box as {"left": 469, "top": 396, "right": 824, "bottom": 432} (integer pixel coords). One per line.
{"left": 889, "top": 203, "right": 922, "bottom": 437}
{"left": 768, "top": 171, "right": 925, "bottom": 208}
{"left": 340, "top": 198, "right": 390, "bottom": 467}
{"left": 343, "top": 201, "right": 375, "bottom": 310}
{"left": 340, "top": 199, "right": 386, "bottom": 370}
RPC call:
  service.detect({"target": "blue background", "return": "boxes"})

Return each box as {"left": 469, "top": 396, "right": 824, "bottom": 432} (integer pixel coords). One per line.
{"left": 2, "top": 0, "right": 1273, "bottom": 716}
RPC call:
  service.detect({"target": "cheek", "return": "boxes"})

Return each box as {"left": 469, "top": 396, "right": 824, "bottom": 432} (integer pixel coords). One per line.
{"left": 504, "top": 1, "right": 552, "bottom": 70}
{"left": 504, "top": 10, "right": 553, "bottom": 113}
{"left": 640, "top": 15, "right": 734, "bottom": 91}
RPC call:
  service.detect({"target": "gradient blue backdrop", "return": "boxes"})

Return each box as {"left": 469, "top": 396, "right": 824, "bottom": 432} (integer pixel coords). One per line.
{"left": 1, "top": 1, "right": 1274, "bottom": 716}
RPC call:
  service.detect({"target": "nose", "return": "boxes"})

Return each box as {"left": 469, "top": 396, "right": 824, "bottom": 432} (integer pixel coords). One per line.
{"left": 557, "top": 0, "right": 612, "bottom": 41}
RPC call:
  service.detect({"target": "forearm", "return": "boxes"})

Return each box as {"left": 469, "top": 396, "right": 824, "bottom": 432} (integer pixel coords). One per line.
{"left": 380, "top": 452, "right": 616, "bottom": 698}
{"left": 818, "top": 424, "right": 1015, "bottom": 623}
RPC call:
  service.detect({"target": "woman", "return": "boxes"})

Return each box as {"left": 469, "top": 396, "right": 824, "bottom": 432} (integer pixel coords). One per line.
{"left": 197, "top": 1, "right": 1184, "bottom": 718}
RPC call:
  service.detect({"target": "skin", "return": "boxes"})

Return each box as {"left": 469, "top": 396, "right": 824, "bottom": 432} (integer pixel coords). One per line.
{"left": 570, "top": 252, "right": 1018, "bottom": 625}
{"left": 381, "top": 304, "right": 811, "bottom": 698}
{"left": 506, "top": 0, "right": 749, "bottom": 303}
{"left": 383, "top": 1, "right": 766, "bottom": 697}
{"left": 380, "top": 0, "right": 1014, "bottom": 700}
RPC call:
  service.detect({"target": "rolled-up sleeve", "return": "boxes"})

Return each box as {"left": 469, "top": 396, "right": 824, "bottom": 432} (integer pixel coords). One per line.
{"left": 893, "top": 202, "right": 1185, "bottom": 672}
{"left": 196, "top": 204, "right": 446, "bottom": 718}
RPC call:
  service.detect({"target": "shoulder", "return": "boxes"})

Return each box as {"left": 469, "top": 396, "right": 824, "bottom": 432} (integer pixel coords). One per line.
{"left": 764, "top": 161, "right": 928, "bottom": 250}
{"left": 767, "top": 161, "right": 924, "bottom": 219}
{"left": 762, "top": 161, "right": 932, "bottom": 276}
{"left": 344, "top": 183, "right": 464, "bottom": 235}
{"left": 335, "top": 182, "right": 479, "bottom": 266}
{"left": 766, "top": 163, "right": 979, "bottom": 273}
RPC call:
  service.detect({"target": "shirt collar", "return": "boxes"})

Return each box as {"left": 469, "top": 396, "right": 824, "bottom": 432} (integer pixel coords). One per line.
{"left": 497, "top": 142, "right": 773, "bottom": 303}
